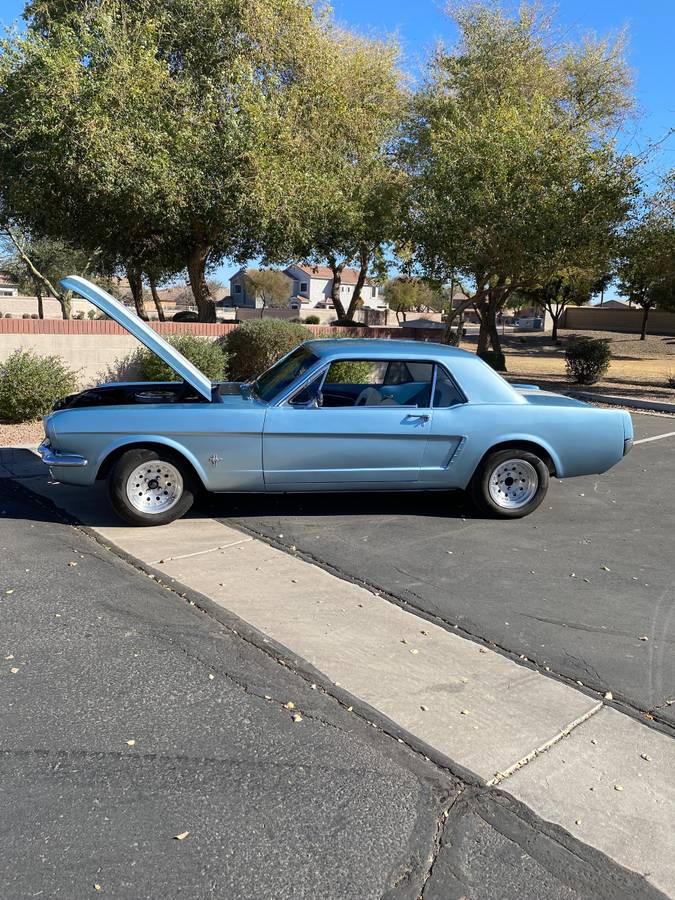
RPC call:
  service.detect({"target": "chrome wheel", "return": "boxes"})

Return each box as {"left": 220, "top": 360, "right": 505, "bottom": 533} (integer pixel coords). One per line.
{"left": 488, "top": 458, "right": 538, "bottom": 510}
{"left": 125, "top": 461, "right": 184, "bottom": 515}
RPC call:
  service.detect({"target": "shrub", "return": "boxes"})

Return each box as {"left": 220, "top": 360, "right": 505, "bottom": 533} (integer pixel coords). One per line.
{"left": 565, "top": 337, "right": 611, "bottom": 384}
{"left": 304, "top": 314, "right": 320, "bottom": 325}
{"left": 666, "top": 372, "right": 675, "bottom": 389}
{"left": 330, "top": 318, "right": 360, "bottom": 328}
{"left": 227, "top": 319, "right": 311, "bottom": 381}
{"left": 324, "top": 360, "right": 373, "bottom": 384}
{"left": 136, "top": 334, "right": 228, "bottom": 383}
{"left": 0, "top": 349, "right": 78, "bottom": 422}
{"left": 87, "top": 309, "right": 97, "bottom": 319}
{"left": 4, "top": 313, "right": 12, "bottom": 318}
{"left": 477, "top": 350, "right": 507, "bottom": 372}
{"left": 22, "top": 313, "right": 31, "bottom": 319}
{"left": 31, "top": 314, "right": 38, "bottom": 319}
{"left": 73, "top": 311, "right": 85, "bottom": 320}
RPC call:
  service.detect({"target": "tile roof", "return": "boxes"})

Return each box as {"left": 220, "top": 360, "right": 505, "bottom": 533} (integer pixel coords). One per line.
{"left": 287, "top": 264, "right": 374, "bottom": 287}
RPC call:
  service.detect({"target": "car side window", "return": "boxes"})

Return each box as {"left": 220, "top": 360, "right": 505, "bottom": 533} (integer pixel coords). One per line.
{"left": 321, "top": 360, "right": 433, "bottom": 408}
{"left": 433, "top": 366, "right": 464, "bottom": 408}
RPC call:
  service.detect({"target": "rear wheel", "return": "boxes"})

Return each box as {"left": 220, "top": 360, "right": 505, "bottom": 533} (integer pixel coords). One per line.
{"left": 107, "top": 448, "right": 195, "bottom": 526}
{"left": 471, "top": 448, "right": 549, "bottom": 518}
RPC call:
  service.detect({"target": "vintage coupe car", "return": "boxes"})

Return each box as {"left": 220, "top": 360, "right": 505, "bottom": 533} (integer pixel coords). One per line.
{"left": 38, "top": 276, "right": 633, "bottom": 526}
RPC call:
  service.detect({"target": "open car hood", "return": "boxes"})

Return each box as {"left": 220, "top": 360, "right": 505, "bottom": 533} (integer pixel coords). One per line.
{"left": 61, "top": 275, "right": 214, "bottom": 401}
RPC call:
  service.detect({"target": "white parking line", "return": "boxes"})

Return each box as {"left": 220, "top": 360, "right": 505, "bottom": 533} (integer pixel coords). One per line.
{"left": 633, "top": 431, "right": 675, "bottom": 445}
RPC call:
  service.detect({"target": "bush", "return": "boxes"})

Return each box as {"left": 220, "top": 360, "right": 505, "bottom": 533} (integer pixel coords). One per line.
{"left": 331, "top": 318, "right": 360, "bottom": 328}
{"left": 73, "top": 311, "right": 85, "bottom": 320}
{"left": 22, "top": 313, "right": 31, "bottom": 319}
{"left": 136, "top": 334, "right": 228, "bottom": 383}
{"left": 172, "top": 309, "right": 199, "bottom": 322}
{"left": 31, "top": 314, "right": 38, "bottom": 319}
{"left": 324, "top": 360, "right": 373, "bottom": 384}
{"left": 0, "top": 349, "right": 78, "bottom": 422}
{"left": 87, "top": 309, "right": 97, "bottom": 319}
{"left": 3, "top": 313, "right": 11, "bottom": 318}
{"left": 565, "top": 337, "right": 611, "bottom": 384}
{"left": 478, "top": 350, "right": 507, "bottom": 372}
{"left": 666, "top": 372, "right": 675, "bottom": 389}
{"left": 304, "top": 315, "right": 320, "bottom": 325}
{"left": 227, "top": 319, "right": 311, "bottom": 381}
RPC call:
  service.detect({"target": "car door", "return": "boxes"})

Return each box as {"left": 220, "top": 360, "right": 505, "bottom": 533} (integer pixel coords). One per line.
{"left": 263, "top": 359, "right": 434, "bottom": 488}
{"left": 419, "top": 364, "right": 473, "bottom": 487}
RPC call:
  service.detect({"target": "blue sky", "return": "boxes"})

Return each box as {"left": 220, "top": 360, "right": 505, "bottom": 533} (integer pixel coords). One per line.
{"left": 1, "top": 0, "right": 673, "bottom": 287}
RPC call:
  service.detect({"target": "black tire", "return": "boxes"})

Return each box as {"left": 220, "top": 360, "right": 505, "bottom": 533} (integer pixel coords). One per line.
{"left": 471, "top": 448, "right": 549, "bottom": 519}
{"left": 107, "top": 448, "right": 195, "bottom": 526}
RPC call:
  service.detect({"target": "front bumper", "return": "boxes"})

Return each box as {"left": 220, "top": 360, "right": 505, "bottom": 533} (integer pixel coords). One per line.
{"left": 38, "top": 440, "right": 88, "bottom": 468}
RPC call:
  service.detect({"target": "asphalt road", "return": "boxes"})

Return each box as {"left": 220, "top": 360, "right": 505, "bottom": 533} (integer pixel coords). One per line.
{"left": 0, "top": 477, "right": 662, "bottom": 899}
{"left": 218, "top": 413, "right": 675, "bottom": 731}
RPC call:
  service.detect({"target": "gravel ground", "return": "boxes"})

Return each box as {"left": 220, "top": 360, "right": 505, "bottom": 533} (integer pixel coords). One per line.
{"left": 509, "top": 329, "right": 675, "bottom": 360}
{"left": 0, "top": 420, "right": 44, "bottom": 447}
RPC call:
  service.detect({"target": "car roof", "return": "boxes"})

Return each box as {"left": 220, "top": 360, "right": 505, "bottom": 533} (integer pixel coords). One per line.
{"left": 304, "top": 338, "right": 472, "bottom": 361}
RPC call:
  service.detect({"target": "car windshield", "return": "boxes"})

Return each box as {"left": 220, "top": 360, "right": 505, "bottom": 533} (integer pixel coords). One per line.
{"left": 252, "top": 346, "right": 319, "bottom": 403}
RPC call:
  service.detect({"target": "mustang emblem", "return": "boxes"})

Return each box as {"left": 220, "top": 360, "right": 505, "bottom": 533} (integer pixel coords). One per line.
{"left": 208, "top": 454, "right": 222, "bottom": 467}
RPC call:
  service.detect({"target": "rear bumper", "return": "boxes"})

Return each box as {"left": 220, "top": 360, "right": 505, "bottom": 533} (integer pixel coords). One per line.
{"left": 624, "top": 437, "right": 633, "bottom": 456}
{"left": 38, "top": 440, "right": 88, "bottom": 468}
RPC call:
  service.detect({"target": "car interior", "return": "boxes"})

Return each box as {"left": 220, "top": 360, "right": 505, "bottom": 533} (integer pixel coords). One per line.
{"left": 291, "top": 360, "right": 464, "bottom": 409}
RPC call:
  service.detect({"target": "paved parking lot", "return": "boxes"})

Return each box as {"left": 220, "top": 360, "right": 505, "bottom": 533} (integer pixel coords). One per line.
{"left": 217, "top": 412, "right": 675, "bottom": 730}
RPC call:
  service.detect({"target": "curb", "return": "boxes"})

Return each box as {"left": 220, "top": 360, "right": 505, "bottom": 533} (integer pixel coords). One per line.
{"left": 569, "top": 391, "right": 675, "bottom": 414}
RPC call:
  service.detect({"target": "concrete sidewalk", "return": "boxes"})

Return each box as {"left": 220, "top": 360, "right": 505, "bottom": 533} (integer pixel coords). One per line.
{"left": 2, "top": 446, "right": 674, "bottom": 897}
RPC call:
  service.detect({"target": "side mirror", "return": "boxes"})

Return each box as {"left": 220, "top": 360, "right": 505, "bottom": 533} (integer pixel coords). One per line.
{"left": 291, "top": 389, "right": 322, "bottom": 409}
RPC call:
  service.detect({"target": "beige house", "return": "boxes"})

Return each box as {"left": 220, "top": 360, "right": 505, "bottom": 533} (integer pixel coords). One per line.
{"left": 229, "top": 264, "right": 383, "bottom": 310}
{"left": 0, "top": 271, "right": 20, "bottom": 298}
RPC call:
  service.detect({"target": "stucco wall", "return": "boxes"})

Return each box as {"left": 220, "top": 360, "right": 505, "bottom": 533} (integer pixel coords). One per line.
{"left": 562, "top": 306, "right": 675, "bottom": 335}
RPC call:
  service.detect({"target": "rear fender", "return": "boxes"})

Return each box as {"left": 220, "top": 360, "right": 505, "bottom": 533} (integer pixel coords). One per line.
{"left": 460, "top": 433, "right": 564, "bottom": 489}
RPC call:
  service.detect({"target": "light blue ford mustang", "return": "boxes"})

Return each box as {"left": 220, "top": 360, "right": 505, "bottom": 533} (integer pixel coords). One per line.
{"left": 38, "top": 276, "right": 633, "bottom": 526}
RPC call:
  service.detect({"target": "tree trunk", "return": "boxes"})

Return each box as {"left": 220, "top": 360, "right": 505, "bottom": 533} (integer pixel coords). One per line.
{"left": 187, "top": 243, "right": 217, "bottom": 323}
{"left": 327, "top": 257, "right": 348, "bottom": 321}
{"left": 148, "top": 276, "right": 166, "bottom": 321}
{"left": 550, "top": 307, "right": 562, "bottom": 343}
{"left": 345, "top": 248, "right": 370, "bottom": 321}
{"left": 487, "top": 298, "right": 502, "bottom": 354}
{"left": 476, "top": 303, "right": 490, "bottom": 354}
{"left": 35, "top": 282, "right": 44, "bottom": 319}
{"left": 442, "top": 295, "right": 476, "bottom": 345}
{"left": 640, "top": 304, "right": 650, "bottom": 340}
{"left": 126, "top": 266, "right": 149, "bottom": 321}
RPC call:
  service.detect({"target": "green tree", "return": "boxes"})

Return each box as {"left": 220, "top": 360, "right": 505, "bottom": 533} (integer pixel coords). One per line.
{"left": 522, "top": 268, "right": 599, "bottom": 343}
{"left": 384, "top": 277, "right": 446, "bottom": 323}
{"left": 0, "top": 227, "right": 98, "bottom": 318}
{"left": 267, "top": 30, "right": 406, "bottom": 323}
{"left": 617, "top": 172, "right": 675, "bottom": 339}
{"left": 0, "top": 1, "right": 355, "bottom": 322}
{"left": 403, "top": 2, "right": 636, "bottom": 354}
{"left": 242, "top": 269, "right": 292, "bottom": 312}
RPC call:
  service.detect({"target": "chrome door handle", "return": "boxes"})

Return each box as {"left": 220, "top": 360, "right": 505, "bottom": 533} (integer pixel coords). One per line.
{"left": 405, "top": 413, "right": 430, "bottom": 422}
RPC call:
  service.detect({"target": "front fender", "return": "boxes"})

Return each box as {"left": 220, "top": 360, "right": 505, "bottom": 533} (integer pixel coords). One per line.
{"left": 94, "top": 435, "right": 210, "bottom": 486}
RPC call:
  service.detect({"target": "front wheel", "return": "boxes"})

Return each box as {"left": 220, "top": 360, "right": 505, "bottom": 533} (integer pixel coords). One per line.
{"left": 107, "top": 448, "right": 195, "bottom": 526}
{"left": 471, "top": 449, "right": 549, "bottom": 518}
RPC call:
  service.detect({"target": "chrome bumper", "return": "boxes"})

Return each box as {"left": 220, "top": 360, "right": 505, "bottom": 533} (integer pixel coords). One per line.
{"left": 38, "top": 440, "right": 88, "bottom": 468}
